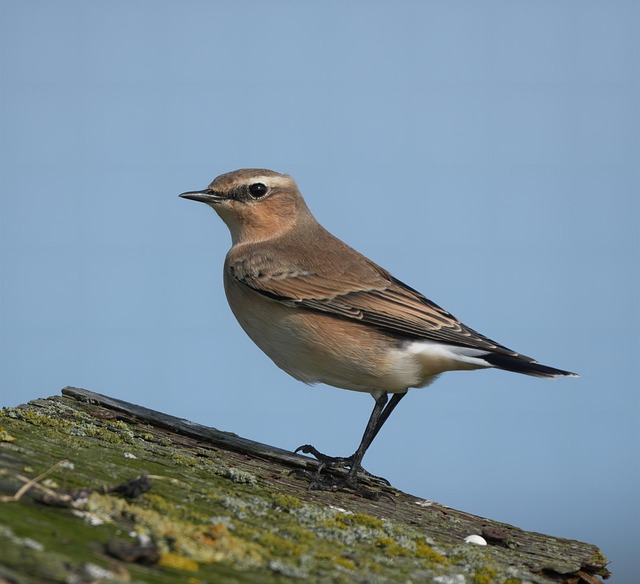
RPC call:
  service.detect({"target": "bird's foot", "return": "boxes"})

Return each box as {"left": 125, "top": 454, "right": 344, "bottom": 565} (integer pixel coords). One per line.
{"left": 294, "top": 444, "right": 390, "bottom": 485}
{"left": 290, "top": 468, "right": 393, "bottom": 501}
{"left": 294, "top": 443, "right": 392, "bottom": 488}
{"left": 294, "top": 444, "right": 351, "bottom": 470}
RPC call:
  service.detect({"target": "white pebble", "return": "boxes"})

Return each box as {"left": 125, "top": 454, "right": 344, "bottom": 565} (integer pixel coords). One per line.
{"left": 464, "top": 534, "right": 487, "bottom": 545}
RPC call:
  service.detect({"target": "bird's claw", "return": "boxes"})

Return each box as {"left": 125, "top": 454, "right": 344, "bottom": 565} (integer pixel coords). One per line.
{"left": 295, "top": 444, "right": 391, "bottom": 486}
{"left": 289, "top": 468, "right": 394, "bottom": 501}
{"left": 295, "top": 444, "right": 350, "bottom": 469}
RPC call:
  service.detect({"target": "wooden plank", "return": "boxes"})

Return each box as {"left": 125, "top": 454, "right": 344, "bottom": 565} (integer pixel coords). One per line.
{"left": 59, "top": 386, "right": 610, "bottom": 582}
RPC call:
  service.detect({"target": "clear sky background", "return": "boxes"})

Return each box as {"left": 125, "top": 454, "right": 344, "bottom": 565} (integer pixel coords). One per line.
{"left": 1, "top": 1, "right": 638, "bottom": 581}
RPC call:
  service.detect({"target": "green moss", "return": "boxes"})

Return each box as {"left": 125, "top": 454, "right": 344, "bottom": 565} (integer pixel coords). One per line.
{"left": 275, "top": 524, "right": 316, "bottom": 547}
{"left": 106, "top": 420, "right": 129, "bottom": 431}
{"left": 473, "top": 565, "right": 498, "bottom": 584}
{"left": 0, "top": 524, "right": 70, "bottom": 582}
{"left": 374, "top": 536, "right": 412, "bottom": 557}
{"left": 258, "top": 532, "right": 305, "bottom": 557}
{"left": 333, "top": 556, "right": 356, "bottom": 571}
{"left": 589, "top": 549, "right": 608, "bottom": 566}
{"left": 320, "top": 517, "right": 348, "bottom": 531}
{"left": 270, "top": 493, "right": 302, "bottom": 510}
{"left": 322, "top": 511, "right": 383, "bottom": 531}
{"left": 348, "top": 512, "right": 384, "bottom": 530}
{"left": 169, "top": 452, "right": 199, "bottom": 467}
{"left": 144, "top": 492, "right": 177, "bottom": 515}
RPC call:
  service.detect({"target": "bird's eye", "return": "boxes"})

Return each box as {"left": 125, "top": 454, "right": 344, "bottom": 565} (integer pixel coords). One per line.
{"left": 248, "top": 183, "right": 268, "bottom": 199}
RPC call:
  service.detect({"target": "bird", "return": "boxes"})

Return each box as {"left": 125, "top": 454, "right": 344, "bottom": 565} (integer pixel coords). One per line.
{"left": 180, "top": 168, "right": 577, "bottom": 498}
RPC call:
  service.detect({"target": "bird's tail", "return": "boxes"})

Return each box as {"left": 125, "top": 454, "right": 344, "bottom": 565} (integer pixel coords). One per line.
{"left": 481, "top": 352, "right": 578, "bottom": 378}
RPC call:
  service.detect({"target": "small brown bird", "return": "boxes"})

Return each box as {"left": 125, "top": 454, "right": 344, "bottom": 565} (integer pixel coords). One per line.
{"left": 180, "top": 168, "right": 576, "bottom": 498}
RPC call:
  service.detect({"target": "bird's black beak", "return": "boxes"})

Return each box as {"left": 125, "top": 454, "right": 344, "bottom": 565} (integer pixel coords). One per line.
{"left": 179, "top": 189, "right": 226, "bottom": 204}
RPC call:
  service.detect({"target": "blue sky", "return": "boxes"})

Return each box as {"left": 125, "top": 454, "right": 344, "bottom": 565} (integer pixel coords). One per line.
{"left": 1, "top": 1, "right": 638, "bottom": 580}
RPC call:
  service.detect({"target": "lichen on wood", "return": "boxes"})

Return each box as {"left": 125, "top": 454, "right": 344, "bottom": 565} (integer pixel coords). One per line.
{"left": 0, "top": 387, "right": 610, "bottom": 583}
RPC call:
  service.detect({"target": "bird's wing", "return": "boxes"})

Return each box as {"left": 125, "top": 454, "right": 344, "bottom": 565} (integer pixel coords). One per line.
{"left": 227, "top": 251, "right": 518, "bottom": 356}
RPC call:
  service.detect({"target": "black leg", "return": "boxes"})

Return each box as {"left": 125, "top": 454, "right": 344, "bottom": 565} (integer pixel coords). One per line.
{"left": 294, "top": 391, "right": 407, "bottom": 498}
{"left": 366, "top": 392, "right": 407, "bottom": 449}
{"left": 345, "top": 392, "right": 406, "bottom": 481}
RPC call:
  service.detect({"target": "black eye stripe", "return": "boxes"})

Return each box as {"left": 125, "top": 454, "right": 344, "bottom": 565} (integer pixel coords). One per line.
{"left": 248, "top": 183, "right": 268, "bottom": 198}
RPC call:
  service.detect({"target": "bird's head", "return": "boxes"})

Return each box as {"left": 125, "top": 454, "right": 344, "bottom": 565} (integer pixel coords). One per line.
{"left": 180, "top": 168, "right": 312, "bottom": 244}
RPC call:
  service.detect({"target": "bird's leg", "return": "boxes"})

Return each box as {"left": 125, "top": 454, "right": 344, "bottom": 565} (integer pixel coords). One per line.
{"left": 294, "top": 392, "right": 407, "bottom": 498}
{"left": 341, "top": 392, "right": 406, "bottom": 484}
{"left": 295, "top": 393, "right": 391, "bottom": 475}
{"left": 359, "top": 392, "right": 407, "bottom": 456}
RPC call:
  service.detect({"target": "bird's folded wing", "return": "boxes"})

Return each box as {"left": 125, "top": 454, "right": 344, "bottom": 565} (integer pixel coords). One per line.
{"left": 228, "top": 256, "right": 519, "bottom": 356}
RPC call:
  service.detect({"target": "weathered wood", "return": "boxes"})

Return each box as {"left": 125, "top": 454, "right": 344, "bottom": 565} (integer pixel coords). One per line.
{"left": 61, "top": 386, "right": 312, "bottom": 470}
{"left": 0, "top": 387, "right": 610, "bottom": 583}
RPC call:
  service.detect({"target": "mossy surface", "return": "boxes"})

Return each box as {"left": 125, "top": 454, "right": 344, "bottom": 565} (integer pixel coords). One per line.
{"left": 0, "top": 392, "right": 608, "bottom": 583}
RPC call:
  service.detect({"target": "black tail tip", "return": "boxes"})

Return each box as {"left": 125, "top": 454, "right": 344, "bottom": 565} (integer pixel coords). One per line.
{"left": 482, "top": 353, "right": 579, "bottom": 378}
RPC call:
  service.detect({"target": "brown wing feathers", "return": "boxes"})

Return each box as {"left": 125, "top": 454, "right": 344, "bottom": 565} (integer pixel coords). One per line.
{"left": 229, "top": 253, "right": 518, "bottom": 355}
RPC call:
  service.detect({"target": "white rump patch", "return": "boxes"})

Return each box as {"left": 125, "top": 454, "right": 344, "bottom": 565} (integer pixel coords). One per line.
{"left": 405, "top": 340, "right": 492, "bottom": 377}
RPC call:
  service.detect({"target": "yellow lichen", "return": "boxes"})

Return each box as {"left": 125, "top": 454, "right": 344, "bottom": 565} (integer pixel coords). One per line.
{"left": 374, "top": 537, "right": 411, "bottom": 557}
{"left": 414, "top": 539, "right": 448, "bottom": 564}
{"left": 159, "top": 552, "right": 199, "bottom": 572}
{"left": 85, "top": 493, "right": 262, "bottom": 567}
{"left": 10, "top": 410, "right": 73, "bottom": 430}
{"left": 169, "top": 453, "right": 199, "bottom": 467}
{"left": 0, "top": 428, "right": 16, "bottom": 442}
{"left": 334, "top": 556, "right": 356, "bottom": 570}
{"left": 473, "top": 566, "right": 498, "bottom": 584}
{"left": 324, "top": 511, "right": 384, "bottom": 531}
{"left": 350, "top": 512, "right": 384, "bottom": 529}
{"left": 271, "top": 493, "right": 303, "bottom": 510}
